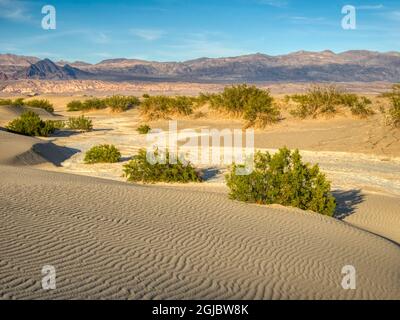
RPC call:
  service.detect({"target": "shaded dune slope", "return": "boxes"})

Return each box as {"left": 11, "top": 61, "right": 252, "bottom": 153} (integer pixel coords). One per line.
{"left": 0, "top": 131, "right": 78, "bottom": 167}
{"left": 0, "top": 105, "right": 57, "bottom": 122}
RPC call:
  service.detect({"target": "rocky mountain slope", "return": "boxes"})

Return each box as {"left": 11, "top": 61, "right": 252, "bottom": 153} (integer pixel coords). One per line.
{"left": 1, "top": 51, "right": 399, "bottom": 82}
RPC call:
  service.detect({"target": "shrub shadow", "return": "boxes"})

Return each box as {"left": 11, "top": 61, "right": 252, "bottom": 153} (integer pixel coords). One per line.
{"left": 201, "top": 167, "right": 220, "bottom": 181}
{"left": 333, "top": 189, "right": 365, "bottom": 220}
{"left": 51, "top": 128, "right": 113, "bottom": 137}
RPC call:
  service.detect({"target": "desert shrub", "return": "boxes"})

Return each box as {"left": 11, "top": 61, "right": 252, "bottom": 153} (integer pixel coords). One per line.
{"left": 137, "top": 124, "right": 151, "bottom": 134}
{"left": 67, "top": 100, "right": 84, "bottom": 111}
{"left": 0, "top": 98, "right": 13, "bottom": 106}
{"left": 199, "top": 84, "right": 280, "bottom": 127}
{"left": 67, "top": 115, "right": 93, "bottom": 131}
{"left": 12, "top": 98, "right": 25, "bottom": 106}
{"left": 104, "top": 95, "right": 140, "bottom": 112}
{"left": 142, "top": 93, "right": 150, "bottom": 99}
{"left": 123, "top": 148, "right": 202, "bottom": 183}
{"left": 49, "top": 120, "right": 65, "bottom": 129}
{"left": 24, "top": 99, "right": 54, "bottom": 113}
{"left": 346, "top": 96, "right": 375, "bottom": 118}
{"left": 6, "top": 111, "right": 56, "bottom": 137}
{"left": 140, "top": 95, "right": 195, "bottom": 120}
{"left": 226, "top": 147, "right": 336, "bottom": 216}
{"left": 389, "top": 85, "right": 400, "bottom": 128}
{"left": 84, "top": 144, "right": 121, "bottom": 164}
{"left": 82, "top": 98, "right": 107, "bottom": 111}
{"left": 289, "top": 86, "right": 374, "bottom": 118}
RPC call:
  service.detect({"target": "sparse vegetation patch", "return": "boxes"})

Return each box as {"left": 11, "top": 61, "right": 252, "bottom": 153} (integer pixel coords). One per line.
{"left": 137, "top": 124, "right": 151, "bottom": 134}
{"left": 140, "top": 95, "right": 196, "bottom": 120}
{"left": 123, "top": 148, "right": 202, "bottom": 183}
{"left": 67, "top": 115, "right": 93, "bottom": 131}
{"left": 199, "top": 84, "right": 281, "bottom": 128}
{"left": 84, "top": 144, "right": 121, "bottom": 164}
{"left": 66, "top": 96, "right": 139, "bottom": 112}
{"left": 6, "top": 111, "right": 57, "bottom": 137}
{"left": 226, "top": 147, "right": 336, "bottom": 216}
{"left": 288, "top": 85, "right": 374, "bottom": 118}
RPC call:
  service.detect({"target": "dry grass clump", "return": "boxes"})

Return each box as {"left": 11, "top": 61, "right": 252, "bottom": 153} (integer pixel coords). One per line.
{"left": 288, "top": 85, "right": 374, "bottom": 118}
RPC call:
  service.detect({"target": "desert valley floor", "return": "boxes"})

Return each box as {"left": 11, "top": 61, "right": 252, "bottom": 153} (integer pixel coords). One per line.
{"left": 0, "top": 93, "right": 399, "bottom": 299}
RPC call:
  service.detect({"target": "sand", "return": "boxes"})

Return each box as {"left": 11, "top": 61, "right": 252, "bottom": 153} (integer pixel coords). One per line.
{"left": 0, "top": 130, "right": 400, "bottom": 299}
{"left": 0, "top": 100, "right": 399, "bottom": 299}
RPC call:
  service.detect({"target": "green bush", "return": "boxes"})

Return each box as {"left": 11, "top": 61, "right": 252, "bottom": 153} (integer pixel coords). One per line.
{"left": 123, "top": 148, "right": 202, "bottom": 183}
{"left": 66, "top": 100, "right": 84, "bottom": 111}
{"left": 140, "top": 95, "right": 195, "bottom": 120}
{"left": 104, "top": 95, "right": 140, "bottom": 112}
{"left": 199, "top": 84, "right": 280, "bottom": 127}
{"left": 67, "top": 115, "right": 93, "bottom": 131}
{"left": 226, "top": 147, "right": 336, "bottom": 216}
{"left": 389, "top": 84, "right": 400, "bottom": 128}
{"left": 12, "top": 98, "right": 25, "bottom": 107}
{"left": 6, "top": 111, "right": 56, "bottom": 137}
{"left": 142, "top": 93, "right": 150, "bottom": 99}
{"left": 24, "top": 99, "right": 54, "bottom": 113}
{"left": 66, "top": 96, "right": 139, "bottom": 112}
{"left": 137, "top": 124, "right": 151, "bottom": 134}
{"left": 347, "top": 96, "right": 375, "bottom": 118}
{"left": 0, "top": 98, "right": 13, "bottom": 106}
{"left": 289, "top": 86, "right": 374, "bottom": 118}
{"left": 84, "top": 144, "right": 121, "bottom": 164}
{"left": 83, "top": 98, "right": 107, "bottom": 111}
{"left": 50, "top": 120, "right": 66, "bottom": 129}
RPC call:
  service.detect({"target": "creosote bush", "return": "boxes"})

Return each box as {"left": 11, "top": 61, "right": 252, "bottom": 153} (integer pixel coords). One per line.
{"left": 84, "top": 144, "right": 121, "bottom": 164}
{"left": 137, "top": 124, "right": 151, "bottom": 134}
{"left": 140, "top": 95, "right": 196, "bottom": 120}
{"left": 67, "top": 115, "right": 93, "bottom": 131}
{"left": 0, "top": 98, "right": 13, "bottom": 106}
{"left": 288, "top": 85, "right": 374, "bottom": 118}
{"left": 66, "top": 96, "right": 139, "bottom": 112}
{"left": 0, "top": 98, "right": 54, "bottom": 113}
{"left": 24, "top": 99, "right": 54, "bottom": 113}
{"left": 66, "top": 100, "right": 84, "bottom": 111}
{"left": 199, "top": 84, "right": 281, "bottom": 128}
{"left": 389, "top": 84, "right": 400, "bottom": 128}
{"left": 104, "top": 95, "right": 140, "bottom": 112}
{"left": 123, "top": 148, "right": 202, "bottom": 183}
{"left": 226, "top": 147, "right": 336, "bottom": 216}
{"left": 6, "top": 111, "right": 56, "bottom": 137}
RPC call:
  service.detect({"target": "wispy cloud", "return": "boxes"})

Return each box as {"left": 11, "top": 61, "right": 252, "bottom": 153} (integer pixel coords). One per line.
{"left": 256, "top": 0, "right": 289, "bottom": 8}
{"left": 357, "top": 4, "right": 384, "bottom": 10}
{"left": 130, "top": 28, "right": 166, "bottom": 41}
{"left": 160, "top": 32, "right": 249, "bottom": 60}
{"left": 0, "top": 0, "right": 32, "bottom": 22}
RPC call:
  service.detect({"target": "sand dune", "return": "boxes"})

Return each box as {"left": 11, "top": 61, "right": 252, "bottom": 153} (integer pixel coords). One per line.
{"left": 0, "top": 132, "right": 399, "bottom": 299}
{"left": 0, "top": 105, "right": 58, "bottom": 123}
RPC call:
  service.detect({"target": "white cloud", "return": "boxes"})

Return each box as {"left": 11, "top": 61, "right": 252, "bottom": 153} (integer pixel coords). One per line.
{"left": 130, "top": 28, "right": 166, "bottom": 41}
{"left": 256, "top": 0, "right": 288, "bottom": 8}
{"left": 357, "top": 4, "right": 384, "bottom": 10}
{"left": 0, "top": 0, "right": 32, "bottom": 22}
{"left": 159, "top": 32, "right": 250, "bottom": 60}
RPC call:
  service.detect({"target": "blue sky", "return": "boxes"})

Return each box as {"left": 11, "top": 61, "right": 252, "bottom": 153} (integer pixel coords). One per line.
{"left": 0, "top": 0, "right": 399, "bottom": 63}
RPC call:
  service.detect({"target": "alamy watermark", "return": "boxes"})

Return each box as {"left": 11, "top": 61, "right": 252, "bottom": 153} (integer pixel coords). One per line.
{"left": 41, "top": 5, "right": 56, "bottom": 30}
{"left": 41, "top": 265, "right": 56, "bottom": 290}
{"left": 145, "top": 121, "right": 255, "bottom": 175}
{"left": 342, "top": 5, "right": 356, "bottom": 30}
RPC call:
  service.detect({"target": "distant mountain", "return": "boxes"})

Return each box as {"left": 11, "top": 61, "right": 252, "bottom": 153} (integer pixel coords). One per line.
{"left": 1, "top": 51, "right": 400, "bottom": 82}
{"left": 19, "top": 59, "right": 92, "bottom": 80}
{"left": 0, "top": 72, "right": 8, "bottom": 81}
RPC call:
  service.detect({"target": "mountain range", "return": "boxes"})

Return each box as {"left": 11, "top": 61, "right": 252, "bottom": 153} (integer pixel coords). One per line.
{"left": 1, "top": 51, "right": 399, "bottom": 82}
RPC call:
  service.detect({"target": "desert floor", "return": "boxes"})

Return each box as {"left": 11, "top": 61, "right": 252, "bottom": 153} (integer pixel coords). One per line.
{"left": 0, "top": 94, "right": 399, "bottom": 299}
